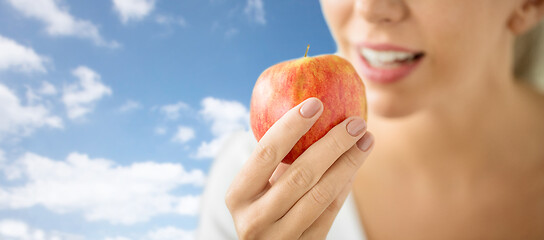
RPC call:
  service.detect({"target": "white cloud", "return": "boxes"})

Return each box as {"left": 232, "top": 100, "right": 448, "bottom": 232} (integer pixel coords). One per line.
{"left": 24, "top": 82, "right": 58, "bottom": 106}
{"left": 24, "top": 86, "right": 40, "bottom": 105}
{"left": 0, "top": 219, "right": 84, "bottom": 240}
{"left": 154, "top": 126, "right": 166, "bottom": 135}
{"left": 224, "top": 28, "right": 239, "bottom": 39}
{"left": 119, "top": 100, "right": 141, "bottom": 113}
{"left": 1, "top": 148, "right": 22, "bottom": 181}
{"left": 199, "top": 97, "right": 249, "bottom": 137}
{"left": 62, "top": 66, "right": 112, "bottom": 119}
{"left": 146, "top": 227, "right": 194, "bottom": 240}
{"left": 105, "top": 237, "right": 132, "bottom": 240}
{"left": 113, "top": 0, "right": 156, "bottom": 23}
{"left": 25, "top": 85, "right": 42, "bottom": 105}
{"left": 6, "top": 0, "right": 119, "bottom": 48}
{"left": 0, "top": 219, "right": 28, "bottom": 239}
{"left": 159, "top": 102, "right": 190, "bottom": 120}
{"left": 0, "top": 83, "right": 63, "bottom": 141}
{"left": 194, "top": 97, "right": 249, "bottom": 159}
{"left": 171, "top": 126, "right": 195, "bottom": 144}
{"left": 193, "top": 134, "right": 229, "bottom": 159}
{"left": 0, "top": 149, "right": 5, "bottom": 164}
{"left": 38, "top": 81, "right": 57, "bottom": 96}
{"left": 0, "top": 152, "right": 205, "bottom": 225}
{"left": 24, "top": 81, "right": 57, "bottom": 106}
{"left": 244, "top": 0, "right": 266, "bottom": 25}
{"left": 174, "top": 194, "right": 200, "bottom": 215}
{"left": 155, "top": 15, "right": 187, "bottom": 28}
{"left": 0, "top": 35, "right": 47, "bottom": 73}
{"left": 106, "top": 227, "right": 195, "bottom": 240}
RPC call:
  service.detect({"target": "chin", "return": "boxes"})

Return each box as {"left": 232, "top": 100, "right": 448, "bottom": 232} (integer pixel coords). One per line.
{"left": 366, "top": 90, "right": 423, "bottom": 119}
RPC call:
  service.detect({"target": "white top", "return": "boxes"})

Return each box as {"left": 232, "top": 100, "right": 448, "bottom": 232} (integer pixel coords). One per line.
{"left": 196, "top": 130, "right": 367, "bottom": 240}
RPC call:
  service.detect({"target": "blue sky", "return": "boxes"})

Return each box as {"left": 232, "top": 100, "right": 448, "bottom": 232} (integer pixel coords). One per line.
{"left": 0, "top": 0, "right": 335, "bottom": 239}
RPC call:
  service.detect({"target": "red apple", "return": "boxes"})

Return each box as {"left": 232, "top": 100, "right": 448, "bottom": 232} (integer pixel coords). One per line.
{"left": 250, "top": 46, "right": 368, "bottom": 164}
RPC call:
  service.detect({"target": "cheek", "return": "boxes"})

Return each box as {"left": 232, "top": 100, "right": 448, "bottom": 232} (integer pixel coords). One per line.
{"left": 420, "top": 4, "right": 468, "bottom": 60}
{"left": 320, "top": 0, "right": 354, "bottom": 51}
{"left": 321, "top": 0, "right": 353, "bottom": 26}
{"left": 419, "top": 2, "right": 497, "bottom": 81}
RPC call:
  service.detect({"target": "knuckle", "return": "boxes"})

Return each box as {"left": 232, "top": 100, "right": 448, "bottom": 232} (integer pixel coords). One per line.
{"left": 286, "top": 167, "right": 315, "bottom": 190}
{"left": 225, "top": 187, "right": 237, "bottom": 211}
{"left": 342, "top": 151, "right": 361, "bottom": 169}
{"left": 325, "top": 197, "right": 343, "bottom": 214}
{"left": 325, "top": 132, "right": 349, "bottom": 154}
{"left": 237, "top": 222, "right": 258, "bottom": 240}
{"left": 310, "top": 182, "right": 335, "bottom": 206}
{"left": 236, "top": 210, "right": 265, "bottom": 240}
{"left": 278, "top": 117, "right": 299, "bottom": 134}
{"left": 300, "top": 234, "right": 323, "bottom": 240}
{"left": 253, "top": 143, "right": 278, "bottom": 165}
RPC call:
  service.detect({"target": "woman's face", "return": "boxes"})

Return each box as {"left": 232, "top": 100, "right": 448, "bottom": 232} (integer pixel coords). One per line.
{"left": 320, "top": 0, "right": 519, "bottom": 118}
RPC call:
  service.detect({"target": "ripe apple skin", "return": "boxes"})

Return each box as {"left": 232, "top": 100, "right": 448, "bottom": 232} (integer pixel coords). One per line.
{"left": 250, "top": 54, "right": 368, "bottom": 164}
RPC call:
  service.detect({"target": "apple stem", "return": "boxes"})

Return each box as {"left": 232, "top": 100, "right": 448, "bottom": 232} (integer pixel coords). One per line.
{"left": 305, "top": 44, "right": 310, "bottom": 57}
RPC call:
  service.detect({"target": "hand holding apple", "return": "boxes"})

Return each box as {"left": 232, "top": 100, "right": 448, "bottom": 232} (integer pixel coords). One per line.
{"left": 250, "top": 46, "right": 368, "bottom": 164}
{"left": 225, "top": 46, "right": 374, "bottom": 239}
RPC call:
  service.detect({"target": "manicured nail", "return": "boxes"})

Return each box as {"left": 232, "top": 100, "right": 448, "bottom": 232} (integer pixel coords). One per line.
{"left": 357, "top": 133, "right": 374, "bottom": 152}
{"left": 346, "top": 118, "right": 366, "bottom": 136}
{"left": 299, "top": 98, "right": 321, "bottom": 118}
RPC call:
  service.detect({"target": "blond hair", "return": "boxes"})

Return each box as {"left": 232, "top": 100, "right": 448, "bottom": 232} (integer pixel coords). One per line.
{"left": 514, "top": 21, "right": 544, "bottom": 91}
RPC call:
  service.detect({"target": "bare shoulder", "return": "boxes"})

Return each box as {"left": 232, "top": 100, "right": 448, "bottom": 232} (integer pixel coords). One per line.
{"left": 527, "top": 86, "right": 544, "bottom": 127}
{"left": 525, "top": 86, "right": 544, "bottom": 161}
{"left": 513, "top": 83, "right": 544, "bottom": 162}
{"left": 517, "top": 83, "right": 544, "bottom": 122}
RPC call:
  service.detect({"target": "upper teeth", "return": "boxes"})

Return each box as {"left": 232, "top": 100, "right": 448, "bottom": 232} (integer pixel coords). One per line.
{"left": 360, "top": 48, "right": 417, "bottom": 64}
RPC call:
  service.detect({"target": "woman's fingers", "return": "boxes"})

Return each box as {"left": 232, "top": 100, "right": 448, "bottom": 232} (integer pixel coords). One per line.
{"left": 227, "top": 98, "right": 323, "bottom": 207}
{"left": 299, "top": 180, "right": 353, "bottom": 240}
{"left": 269, "top": 162, "right": 290, "bottom": 185}
{"left": 258, "top": 117, "right": 367, "bottom": 221}
{"left": 277, "top": 132, "right": 375, "bottom": 238}
{"left": 225, "top": 95, "right": 375, "bottom": 240}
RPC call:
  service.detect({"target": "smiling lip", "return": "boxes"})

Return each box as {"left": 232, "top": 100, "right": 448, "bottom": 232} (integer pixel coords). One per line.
{"left": 355, "top": 42, "right": 425, "bottom": 84}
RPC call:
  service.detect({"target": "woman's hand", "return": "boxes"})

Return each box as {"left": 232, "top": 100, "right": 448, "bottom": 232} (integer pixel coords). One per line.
{"left": 225, "top": 97, "right": 374, "bottom": 240}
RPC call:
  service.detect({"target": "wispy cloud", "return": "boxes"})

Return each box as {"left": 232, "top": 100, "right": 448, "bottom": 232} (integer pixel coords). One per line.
{"left": 0, "top": 152, "right": 205, "bottom": 225}
{"left": 210, "top": 0, "right": 266, "bottom": 38}
{"left": 0, "top": 83, "right": 63, "bottom": 141}
{"left": 38, "top": 81, "right": 57, "bottom": 96}
{"left": 119, "top": 100, "right": 142, "bottom": 113}
{"left": 224, "top": 27, "right": 239, "bottom": 39}
{"left": 159, "top": 102, "right": 190, "bottom": 120}
{"left": 156, "top": 15, "right": 188, "bottom": 28}
{"left": 6, "top": 0, "right": 119, "bottom": 48}
{"left": 113, "top": 0, "right": 157, "bottom": 23}
{"left": 0, "top": 35, "right": 48, "bottom": 73}
{"left": 24, "top": 81, "right": 57, "bottom": 106}
{"left": 155, "top": 126, "right": 167, "bottom": 135}
{"left": 62, "top": 66, "right": 112, "bottom": 120}
{"left": 0, "top": 149, "right": 5, "bottom": 164}
{"left": 154, "top": 14, "right": 189, "bottom": 37}
{"left": 244, "top": 0, "right": 266, "bottom": 25}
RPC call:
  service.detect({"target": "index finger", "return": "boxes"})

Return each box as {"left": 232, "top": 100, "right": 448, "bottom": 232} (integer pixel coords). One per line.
{"left": 229, "top": 98, "right": 323, "bottom": 202}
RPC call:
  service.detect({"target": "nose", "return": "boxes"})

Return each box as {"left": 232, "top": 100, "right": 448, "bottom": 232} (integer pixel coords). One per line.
{"left": 355, "top": 0, "right": 407, "bottom": 24}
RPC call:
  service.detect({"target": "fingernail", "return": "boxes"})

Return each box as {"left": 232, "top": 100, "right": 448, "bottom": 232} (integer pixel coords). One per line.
{"left": 346, "top": 118, "right": 366, "bottom": 136}
{"left": 357, "top": 133, "right": 374, "bottom": 152}
{"left": 299, "top": 98, "right": 321, "bottom": 118}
